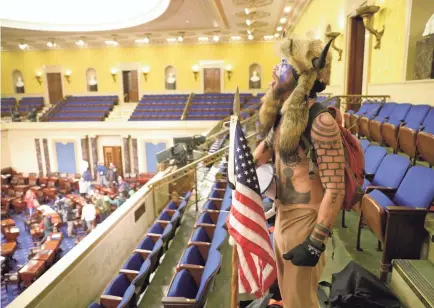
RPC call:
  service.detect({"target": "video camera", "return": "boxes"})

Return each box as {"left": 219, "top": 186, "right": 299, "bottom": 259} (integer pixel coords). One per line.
{"left": 156, "top": 135, "right": 206, "bottom": 167}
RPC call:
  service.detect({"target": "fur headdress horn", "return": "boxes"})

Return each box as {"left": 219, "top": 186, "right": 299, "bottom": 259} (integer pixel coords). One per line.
{"left": 277, "top": 37, "right": 333, "bottom": 163}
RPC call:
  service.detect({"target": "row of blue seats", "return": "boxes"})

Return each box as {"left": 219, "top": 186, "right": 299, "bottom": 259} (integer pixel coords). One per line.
{"left": 136, "top": 105, "right": 185, "bottom": 110}
{"left": 132, "top": 112, "right": 182, "bottom": 116}
{"left": 89, "top": 192, "right": 193, "bottom": 308}
{"left": 354, "top": 139, "right": 434, "bottom": 280}
{"left": 69, "top": 96, "right": 117, "bottom": 100}
{"left": 189, "top": 111, "right": 231, "bottom": 116}
{"left": 129, "top": 118, "right": 181, "bottom": 121}
{"left": 65, "top": 101, "right": 114, "bottom": 105}
{"left": 349, "top": 102, "right": 434, "bottom": 165}
{"left": 162, "top": 164, "right": 229, "bottom": 307}
{"left": 62, "top": 106, "right": 112, "bottom": 111}
{"left": 139, "top": 100, "right": 186, "bottom": 104}
{"left": 190, "top": 105, "right": 232, "bottom": 109}
{"left": 52, "top": 113, "right": 106, "bottom": 117}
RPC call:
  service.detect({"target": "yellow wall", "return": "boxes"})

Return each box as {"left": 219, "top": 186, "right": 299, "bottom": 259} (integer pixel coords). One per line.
{"left": 1, "top": 42, "right": 280, "bottom": 96}
{"left": 291, "top": 0, "right": 346, "bottom": 88}
{"left": 405, "top": 0, "right": 434, "bottom": 80}
{"left": 369, "top": 0, "right": 408, "bottom": 84}
{"left": 290, "top": 0, "right": 409, "bottom": 86}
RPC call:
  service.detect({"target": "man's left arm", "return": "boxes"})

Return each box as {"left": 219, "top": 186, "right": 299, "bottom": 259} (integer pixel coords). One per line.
{"left": 309, "top": 112, "right": 345, "bottom": 248}
{"left": 283, "top": 112, "right": 345, "bottom": 266}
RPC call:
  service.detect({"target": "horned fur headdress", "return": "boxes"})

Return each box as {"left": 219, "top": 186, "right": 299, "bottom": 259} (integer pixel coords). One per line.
{"left": 259, "top": 37, "right": 333, "bottom": 162}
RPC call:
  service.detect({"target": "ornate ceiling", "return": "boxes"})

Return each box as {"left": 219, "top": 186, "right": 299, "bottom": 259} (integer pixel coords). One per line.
{"left": 0, "top": 0, "right": 312, "bottom": 51}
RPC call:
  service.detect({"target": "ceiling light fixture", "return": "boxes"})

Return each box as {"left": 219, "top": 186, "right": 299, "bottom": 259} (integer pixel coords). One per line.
{"left": 246, "top": 19, "right": 252, "bottom": 26}
{"left": 264, "top": 35, "right": 274, "bottom": 40}
{"left": 213, "top": 35, "right": 220, "bottom": 42}
{"left": 277, "top": 26, "right": 283, "bottom": 32}
{"left": 47, "top": 41, "right": 57, "bottom": 48}
{"left": 198, "top": 37, "right": 209, "bottom": 42}
{"left": 166, "top": 38, "right": 177, "bottom": 42}
{"left": 284, "top": 6, "right": 292, "bottom": 13}
{"left": 247, "top": 29, "right": 252, "bottom": 35}
{"left": 245, "top": 8, "right": 249, "bottom": 15}
{"left": 280, "top": 17, "right": 287, "bottom": 24}
{"left": 135, "top": 37, "right": 150, "bottom": 44}
{"left": 231, "top": 36, "right": 242, "bottom": 41}
{"left": 75, "top": 40, "right": 85, "bottom": 47}
{"left": 248, "top": 34, "right": 254, "bottom": 40}
{"left": 177, "top": 36, "right": 184, "bottom": 42}
{"left": 18, "top": 43, "right": 29, "bottom": 50}
{"left": 274, "top": 33, "right": 280, "bottom": 38}
{"left": 105, "top": 40, "right": 118, "bottom": 46}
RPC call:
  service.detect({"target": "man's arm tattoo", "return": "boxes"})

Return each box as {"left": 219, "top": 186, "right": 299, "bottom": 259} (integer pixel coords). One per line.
{"left": 311, "top": 114, "right": 345, "bottom": 191}
{"left": 310, "top": 221, "right": 332, "bottom": 247}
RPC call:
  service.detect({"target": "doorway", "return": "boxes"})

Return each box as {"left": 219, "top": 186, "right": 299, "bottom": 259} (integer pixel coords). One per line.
{"left": 103, "top": 146, "right": 123, "bottom": 177}
{"left": 122, "top": 70, "right": 139, "bottom": 102}
{"left": 47, "top": 73, "right": 64, "bottom": 104}
{"left": 203, "top": 68, "right": 221, "bottom": 93}
{"left": 347, "top": 16, "right": 366, "bottom": 111}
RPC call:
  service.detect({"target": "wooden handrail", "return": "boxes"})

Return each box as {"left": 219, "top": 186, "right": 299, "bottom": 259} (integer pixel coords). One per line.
{"left": 181, "top": 92, "right": 194, "bottom": 120}
{"left": 150, "top": 131, "right": 258, "bottom": 188}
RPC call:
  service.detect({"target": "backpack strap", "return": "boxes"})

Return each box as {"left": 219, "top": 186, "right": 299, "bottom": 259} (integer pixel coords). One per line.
{"left": 301, "top": 103, "right": 330, "bottom": 180}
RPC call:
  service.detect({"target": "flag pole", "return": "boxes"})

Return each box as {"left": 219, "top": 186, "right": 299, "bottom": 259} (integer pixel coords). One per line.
{"left": 229, "top": 87, "right": 240, "bottom": 308}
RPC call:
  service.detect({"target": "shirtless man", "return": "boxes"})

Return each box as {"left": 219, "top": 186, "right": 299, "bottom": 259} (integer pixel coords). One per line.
{"left": 254, "top": 40, "right": 344, "bottom": 308}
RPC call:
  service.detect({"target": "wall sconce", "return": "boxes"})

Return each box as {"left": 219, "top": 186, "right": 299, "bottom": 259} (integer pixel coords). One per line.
{"left": 64, "top": 69, "right": 72, "bottom": 83}
{"left": 110, "top": 68, "right": 118, "bottom": 82}
{"left": 356, "top": 5, "right": 385, "bottom": 49}
{"left": 35, "top": 71, "right": 43, "bottom": 85}
{"left": 325, "top": 28, "right": 343, "bottom": 61}
{"left": 225, "top": 64, "right": 233, "bottom": 81}
{"left": 141, "top": 65, "right": 150, "bottom": 82}
{"left": 192, "top": 64, "right": 200, "bottom": 80}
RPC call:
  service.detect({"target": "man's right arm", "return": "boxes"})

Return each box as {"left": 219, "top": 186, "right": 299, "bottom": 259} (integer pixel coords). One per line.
{"left": 253, "top": 129, "right": 274, "bottom": 165}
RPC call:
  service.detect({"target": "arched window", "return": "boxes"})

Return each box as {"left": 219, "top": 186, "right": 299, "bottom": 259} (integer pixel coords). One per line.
{"left": 12, "top": 70, "right": 25, "bottom": 93}
{"left": 164, "top": 66, "right": 176, "bottom": 90}
{"left": 249, "top": 63, "right": 262, "bottom": 89}
{"left": 86, "top": 68, "right": 98, "bottom": 92}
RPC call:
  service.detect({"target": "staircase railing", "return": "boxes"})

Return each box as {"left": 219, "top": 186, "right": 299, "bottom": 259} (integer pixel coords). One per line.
{"left": 181, "top": 92, "right": 194, "bottom": 120}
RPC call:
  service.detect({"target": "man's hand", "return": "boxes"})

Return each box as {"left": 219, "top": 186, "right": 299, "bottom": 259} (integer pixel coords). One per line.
{"left": 283, "top": 238, "right": 325, "bottom": 267}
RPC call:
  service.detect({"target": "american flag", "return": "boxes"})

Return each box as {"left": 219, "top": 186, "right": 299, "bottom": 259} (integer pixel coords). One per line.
{"left": 226, "top": 120, "right": 277, "bottom": 298}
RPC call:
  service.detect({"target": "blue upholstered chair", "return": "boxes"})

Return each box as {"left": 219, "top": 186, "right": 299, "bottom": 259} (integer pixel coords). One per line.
{"left": 381, "top": 103, "right": 418, "bottom": 150}
{"left": 120, "top": 253, "right": 152, "bottom": 295}
{"left": 162, "top": 250, "right": 222, "bottom": 307}
{"left": 178, "top": 244, "right": 215, "bottom": 268}
{"left": 135, "top": 237, "right": 164, "bottom": 272}
{"left": 386, "top": 104, "right": 430, "bottom": 154}
{"left": 416, "top": 109, "right": 434, "bottom": 167}
{"left": 363, "top": 146, "right": 387, "bottom": 180}
{"left": 359, "top": 166, "right": 434, "bottom": 281}
{"left": 370, "top": 103, "right": 412, "bottom": 144}
{"left": 147, "top": 222, "right": 174, "bottom": 251}
{"left": 359, "top": 139, "right": 371, "bottom": 153}
{"left": 98, "top": 274, "right": 137, "bottom": 308}
{"left": 358, "top": 154, "right": 411, "bottom": 249}
{"left": 157, "top": 210, "right": 181, "bottom": 229}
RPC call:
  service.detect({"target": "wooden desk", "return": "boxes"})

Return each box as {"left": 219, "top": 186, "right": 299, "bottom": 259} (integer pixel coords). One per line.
{"left": 19, "top": 260, "right": 46, "bottom": 287}
{"left": 1, "top": 242, "right": 17, "bottom": 257}
{"left": 32, "top": 249, "right": 55, "bottom": 267}
{"left": 48, "top": 232, "right": 63, "bottom": 241}
{"left": 12, "top": 198, "right": 26, "bottom": 213}
{"left": 1, "top": 218, "right": 15, "bottom": 228}
{"left": 4, "top": 226, "right": 20, "bottom": 242}
{"left": 41, "top": 240, "right": 61, "bottom": 252}
{"left": 45, "top": 213, "right": 62, "bottom": 225}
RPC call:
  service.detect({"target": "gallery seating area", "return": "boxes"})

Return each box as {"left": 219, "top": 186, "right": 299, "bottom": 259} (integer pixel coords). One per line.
{"left": 41, "top": 96, "right": 117, "bottom": 122}
{"left": 161, "top": 163, "right": 229, "bottom": 307}
{"left": 346, "top": 101, "right": 434, "bottom": 166}
{"left": 1, "top": 97, "right": 44, "bottom": 117}
{"left": 88, "top": 190, "right": 192, "bottom": 308}
{"left": 129, "top": 94, "right": 189, "bottom": 121}
{"left": 186, "top": 93, "right": 251, "bottom": 120}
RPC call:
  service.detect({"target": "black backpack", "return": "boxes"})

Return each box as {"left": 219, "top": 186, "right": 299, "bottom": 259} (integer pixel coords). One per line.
{"left": 318, "top": 261, "right": 401, "bottom": 308}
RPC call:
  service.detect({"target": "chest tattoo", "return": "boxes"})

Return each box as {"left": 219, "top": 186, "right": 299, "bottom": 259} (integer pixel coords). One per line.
{"left": 278, "top": 167, "right": 311, "bottom": 204}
